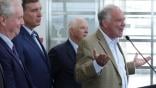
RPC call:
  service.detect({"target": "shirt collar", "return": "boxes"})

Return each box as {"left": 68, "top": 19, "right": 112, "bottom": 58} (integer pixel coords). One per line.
{"left": 99, "top": 26, "right": 119, "bottom": 44}
{"left": 22, "top": 25, "right": 34, "bottom": 35}
{"left": 0, "top": 33, "right": 13, "bottom": 49}
{"left": 69, "top": 38, "right": 78, "bottom": 53}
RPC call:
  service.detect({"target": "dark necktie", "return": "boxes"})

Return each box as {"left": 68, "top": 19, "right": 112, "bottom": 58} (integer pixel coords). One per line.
{"left": 31, "top": 31, "right": 43, "bottom": 52}
{"left": 12, "top": 45, "right": 18, "bottom": 57}
{"left": 12, "top": 45, "right": 24, "bottom": 68}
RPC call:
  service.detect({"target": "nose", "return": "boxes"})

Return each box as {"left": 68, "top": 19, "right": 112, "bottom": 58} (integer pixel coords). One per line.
{"left": 121, "top": 21, "right": 125, "bottom": 27}
{"left": 85, "top": 30, "right": 88, "bottom": 34}
{"left": 38, "top": 10, "right": 42, "bottom": 17}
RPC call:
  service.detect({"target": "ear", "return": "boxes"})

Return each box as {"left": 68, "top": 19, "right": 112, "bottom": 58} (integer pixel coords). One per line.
{"left": 102, "top": 20, "right": 108, "bottom": 28}
{"left": 0, "top": 16, "right": 6, "bottom": 26}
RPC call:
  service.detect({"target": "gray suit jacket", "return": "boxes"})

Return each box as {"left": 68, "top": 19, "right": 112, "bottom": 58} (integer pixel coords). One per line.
{"left": 75, "top": 29, "right": 135, "bottom": 88}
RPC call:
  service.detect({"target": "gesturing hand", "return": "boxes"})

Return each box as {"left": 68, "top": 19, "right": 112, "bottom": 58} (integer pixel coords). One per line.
{"left": 133, "top": 53, "right": 151, "bottom": 67}
{"left": 93, "top": 49, "right": 110, "bottom": 66}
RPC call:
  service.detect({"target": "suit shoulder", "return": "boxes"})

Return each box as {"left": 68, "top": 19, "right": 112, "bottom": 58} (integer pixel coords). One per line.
{"left": 82, "top": 32, "right": 97, "bottom": 43}
{"left": 49, "top": 42, "right": 66, "bottom": 53}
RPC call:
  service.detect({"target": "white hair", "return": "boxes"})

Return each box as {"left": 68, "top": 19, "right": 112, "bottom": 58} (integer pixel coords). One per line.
{"left": 68, "top": 17, "right": 87, "bottom": 30}
{"left": 98, "top": 4, "right": 121, "bottom": 26}
{"left": 0, "top": 0, "right": 22, "bottom": 17}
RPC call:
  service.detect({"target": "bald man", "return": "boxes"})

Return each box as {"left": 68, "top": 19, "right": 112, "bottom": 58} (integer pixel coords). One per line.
{"left": 48, "top": 17, "right": 88, "bottom": 88}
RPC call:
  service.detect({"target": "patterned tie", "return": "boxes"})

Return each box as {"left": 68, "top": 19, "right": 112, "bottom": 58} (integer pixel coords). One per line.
{"left": 31, "top": 31, "right": 43, "bottom": 52}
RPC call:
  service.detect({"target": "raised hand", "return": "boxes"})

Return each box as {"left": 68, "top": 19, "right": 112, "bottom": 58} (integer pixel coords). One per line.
{"left": 133, "top": 53, "right": 151, "bottom": 67}
{"left": 93, "top": 49, "right": 110, "bottom": 66}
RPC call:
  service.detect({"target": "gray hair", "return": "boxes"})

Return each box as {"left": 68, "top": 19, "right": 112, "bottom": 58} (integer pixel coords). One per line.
{"left": 0, "top": 0, "right": 22, "bottom": 17}
{"left": 68, "top": 17, "right": 87, "bottom": 30}
{"left": 98, "top": 4, "right": 120, "bottom": 26}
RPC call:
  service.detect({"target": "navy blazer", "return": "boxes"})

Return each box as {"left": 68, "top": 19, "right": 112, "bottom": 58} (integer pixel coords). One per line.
{"left": 0, "top": 64, "right": 4, "bottom": 88}
{"left": 0, "top": 38, "right": 35, "bottom": 88}
{"left": 12, "top": 26, "right": 52, "bottom": 88}
{"left": 48, "top": 40, "right": 81, "bottom": 88}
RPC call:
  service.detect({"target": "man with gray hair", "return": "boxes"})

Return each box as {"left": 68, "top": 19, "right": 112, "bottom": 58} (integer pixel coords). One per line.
{"left": 75, "top": 4, "right": 151, "bottom": 88}
{"left": 0, "top": 0, "right": 35, "bottom": 88}
{"left": 48, "top": 17, "right": 88, "bottom": 88}
{"left": 12, "top": 0, "right": 53, "bottom": 88}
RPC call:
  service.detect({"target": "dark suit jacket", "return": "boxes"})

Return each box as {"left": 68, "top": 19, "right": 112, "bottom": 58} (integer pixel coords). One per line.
{"left": 48, "top": 40, "right": 81, "bottom": 88}
{"left": 0, "top": 63, "right": 4, "bottom": 88}
{"left": 12, "top": 26, "right": 52, "bottom": 88}
{"left": 0, "top": 38, "right": 35, "bottom": 88}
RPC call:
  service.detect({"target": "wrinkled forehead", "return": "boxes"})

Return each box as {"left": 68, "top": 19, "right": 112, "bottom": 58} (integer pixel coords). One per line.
{"left": 108, "top": 8, "right": 125, "bottom": 20}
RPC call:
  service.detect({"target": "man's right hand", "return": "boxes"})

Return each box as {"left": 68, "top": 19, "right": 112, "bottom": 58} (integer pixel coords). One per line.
{"left": 93, "top": 49, "right": 110, "bottom": 66}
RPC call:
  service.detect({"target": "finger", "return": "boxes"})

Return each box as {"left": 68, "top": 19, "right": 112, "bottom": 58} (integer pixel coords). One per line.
{"left": 146, "top": 56, "right": 151, "bottom": 61}
{"left": 92, "top": 49, "right": 96, "bottom": 58}
{"left": 134, "top": 53, "right": 138, "bottom": 59}
{"left": 134, "top": 53, "right": 138, "bottom": 61}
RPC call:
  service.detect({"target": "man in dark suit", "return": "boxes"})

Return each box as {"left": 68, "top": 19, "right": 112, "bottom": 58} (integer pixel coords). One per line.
{"left": 0, "top": 0, "right": 35, "bottom": 88}
{"left": 12, "top": 0, "right": 52, "bottom": 88}
{"left": 48, "top": 17, "right": 88, "bottom": 88}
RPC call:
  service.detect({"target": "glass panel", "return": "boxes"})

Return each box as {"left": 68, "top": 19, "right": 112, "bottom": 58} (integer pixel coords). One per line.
{"left": 154, "top": 73, "right": 156, "bottom": 84}
{"left": 154, "top": 16, "right": 156, "bottom": 38}
{"left": 120, "top": 42, "right": 151, "bottom": 62}
{"left": 153, "top": 43, "right": 156, "bottom": 66}
{"left": 67, "top": 2, "right": 95, "bottom": 12}
{"left": 128, "top": 69, "right": 150, "bottom": 88}
{"left": 125, "top": 0, "right": 151, "bottom": 12}
{"left": 49, "top": 15, "right": 67, "bottom": 49}
{"left": 124, "top": 15, "right": 151, "bottom": 38}
{"left": 153, "top": 0, "right": 156, "bottom": 12}
{"left": 51, "top": 2, "right": 63, "bottom": 12}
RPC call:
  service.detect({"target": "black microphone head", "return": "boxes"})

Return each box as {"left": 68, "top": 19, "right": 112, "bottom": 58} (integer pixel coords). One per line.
{"left": 125, "top": 36, "right": 130, "bottom": 40}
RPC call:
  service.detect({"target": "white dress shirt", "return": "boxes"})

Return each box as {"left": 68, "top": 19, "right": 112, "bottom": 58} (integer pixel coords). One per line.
{"left": 69, "top": 38, "right": 78, "bottom": 53}
{"left": 93, "top": 27, "right": 128, "bottom": 88}
{"left": 0, "top": 33, "right": 13, "bottom": 49}
{"left": 23, "top": 25, "right": 43, "bottom": 52}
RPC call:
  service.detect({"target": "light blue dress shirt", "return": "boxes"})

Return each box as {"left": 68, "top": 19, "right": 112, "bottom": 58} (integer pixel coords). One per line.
{"left": 93, "top": 27, "right": 128, "bottom": 88}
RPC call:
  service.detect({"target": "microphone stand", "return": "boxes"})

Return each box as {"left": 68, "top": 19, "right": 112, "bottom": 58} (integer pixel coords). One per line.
{"left": 125, "top": 36, "right": 156, "bottom": 73}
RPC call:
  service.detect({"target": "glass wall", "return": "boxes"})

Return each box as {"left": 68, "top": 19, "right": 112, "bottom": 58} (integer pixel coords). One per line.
{"left": 47, "top": 0, "right": 156, "bottom": 87}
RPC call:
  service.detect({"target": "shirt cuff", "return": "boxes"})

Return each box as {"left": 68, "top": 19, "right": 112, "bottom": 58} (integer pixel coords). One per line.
{"left": 93, "top": 60, "right": 103, "bottom": 74}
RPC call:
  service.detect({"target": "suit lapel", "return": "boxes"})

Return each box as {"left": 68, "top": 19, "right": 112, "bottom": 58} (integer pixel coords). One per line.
{"left": 35, "top": 34, "right": 50, "bottom": 68}
{"left": 20, "top": 27, "right": 49, "bottom": 68}
{"left": 21, "top": 28, "right": 43, "bottom": 55}
{"left": 0, "top": 37, "right": 35, "bottom": 87}
{"left": 96, "top": 29, "right": 121, "bottom": 77}
{"left": 117, "top": 43, "right": 129, "bottom": 78}
{"left": 0, "top": 38, "right": 25, "bottom": 72}
{"left": 65, "top": 40, "right": 76, "bottom": 62}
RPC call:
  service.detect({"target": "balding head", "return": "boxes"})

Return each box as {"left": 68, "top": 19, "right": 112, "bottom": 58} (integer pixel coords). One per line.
{"left": 97, "top": 4, "right": 125, "bottom": 39}
{"left": 98, "top": 4, "right": 122, "bottom": 26}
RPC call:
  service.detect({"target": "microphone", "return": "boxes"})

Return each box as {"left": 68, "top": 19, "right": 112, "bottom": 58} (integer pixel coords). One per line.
{"left": 125, "top": 36, "right": 156, "bottom": 73}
